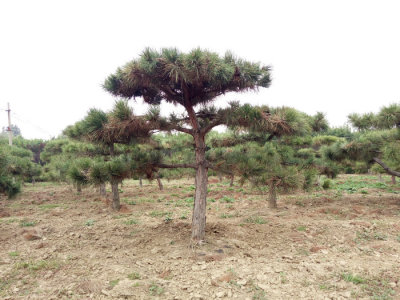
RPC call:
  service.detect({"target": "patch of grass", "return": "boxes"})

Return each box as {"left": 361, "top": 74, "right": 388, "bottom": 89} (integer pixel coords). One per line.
{"left": 355, "top": 231, "right": 388, "bottom": 243}
{"left": 207, "top": 198, "right": 216, "bottom": 203}
{"left": 5, "top": 218, "right": 19, "bottom": 223}
{"left": 185, "top": 185, "right": 195, "bottom": 192}
{"left": 149, "top": 211, "right": 171, "bottom": 217}
{"left": 373, "top": 233, "right": 388, "bottom": 241}
{"left": 8, "top": 251, "right": 19, "bottom": 257}
{"left": 219, "top": 196, "right": 235, "bottom": 203}
{"left": 16, "top": 259, "right": 62, "bottom": 272}
{"left": 280, "top": 272, "right": 287, "bottom": 284}
{"left": 297, "top": 225, "right": 307, "bottom": 232}
{"left": 109, "top": 279, "right": 119, "bottom": 288}
{"left": 127, "top": 272, "right": 140, "bottom": 280}
{"left": 84, "top": 219, "right": 95, "bottom": 226}
{"left": 245, "top": 216, "right": 267, "bottom": 224}
{"left": 250, "top": 283, "right": 267, "bottom": 300}
{"left": 341, "top": 272, "right": 366, "bottom": 284}
{"left": 39, "top": 204, "right": 60, "bottom": 210}
{"left": 164, "top": 216, "right": 173, "bottom": 223}
{"left": 220, "top": 213, "right": 235, "bottom": 219}
{"left": 149, "top": 282, "right": 164, "bottom": 296}
{"left": 185, "top": 197, "right": 194, "bottom": 203}
{"left": 295, "top": 200, "right": 305, "bottom": 207}
{"left": 363, "top": 278, "right": 395, "bottom": 299}
{"left": 122, "top": 198, "right": 136, "bottom": 205}
{"left": 123, "top": 219, "right": 138, "bottom": 225}
{"left": 340, "top": 272, "right": 396, "bottom": 299}
{"left": 20, "top": 220, "right": 36, "bottom": 227}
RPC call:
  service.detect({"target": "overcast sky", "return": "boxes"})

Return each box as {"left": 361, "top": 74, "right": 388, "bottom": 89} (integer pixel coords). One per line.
{"left": 1, "top": 0, "right": 399, "bottom": 140}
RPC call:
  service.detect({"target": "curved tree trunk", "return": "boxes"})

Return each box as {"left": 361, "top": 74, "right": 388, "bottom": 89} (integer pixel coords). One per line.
{"left": 111, "top": 181, "right": 120, "bottom": 210}
{"left": 191, "top": 134, "right": 208, "bottom": 242}
{"left": 156, "top": 174, "right": 163, "bottom": 191}
{"left": 99, "top": 183, "right": 106, "bottom": 197}
{"left": 373, "top": 157, "right": 400, "bottom": 177}
{"left": 268, "top": 182, "right": 277, "bottom": 209}
{"left": 230, "top": 175, "right": 234, "bottom": 187}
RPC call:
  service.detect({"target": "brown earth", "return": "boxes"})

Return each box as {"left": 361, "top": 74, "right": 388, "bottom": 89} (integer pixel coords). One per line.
{"left": 0, "top": 175, "right": 400, "bottom": 299}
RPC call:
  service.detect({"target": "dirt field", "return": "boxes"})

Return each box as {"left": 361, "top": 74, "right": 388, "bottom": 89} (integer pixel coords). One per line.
{"left": 1, "top": 175, "right": 400, "bottom": 299}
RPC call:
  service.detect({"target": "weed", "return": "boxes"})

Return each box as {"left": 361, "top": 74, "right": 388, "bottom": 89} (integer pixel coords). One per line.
{"left": 360, "top": 190, "right": 368, "bottom": 194}
{"left": 16, "top": 259, "right": 61, "bottom": 272}
{"left": 373, "top": 233, "right": 388, "bottom": 241}
{"left": 207, "top": 198, "right": 216, "bottom": 203}
{"left": 8, "top": 251, "right": 19, "bottom": 257}
{"left": 20, "top": 220, "right": 36, "bottom": 227}
{"left": 164, "top": 216, "right": 173, "bottom": 223}
{"left": 280, "top": 272, "right": 287, "bottom": 284}
{"left": 85, "top": 219, "right": 95, "bottom": 226}
{"left": 185, "top": 185, "right": 195, "bottom": 192}
{"left": 185, "top": 197, "right": 194, "bottom": 203}
{"left": 124, "top": 219, "right": 138, "bottom": 225}
{"left": 5, "top": 218, "right": 19, "bottom": 223}
{"left": 220, "top": 213, "right": 235, "bottom": 219}
{"left": 127, "top": 272, "right": 140, "bottom": 280}
{"left": 341, "top": 272, "right": 366, "bottom": 284}
{"left": 245, "top": 216, "right": 267, "bottom": 224}
{"left": 109, "top": 279, "right": 119, "bottom": 288}
{"left": 295, "top": 200, "right": 305, "bottom": 207}
{"left": 250, "top": 283, "right": 267, "bottom": 300}
{"left": 220, "top": 196, "right": 235, "bottom": 203}
{"left": 179, "top": 213, "right": 188, "bottom": 220}
{"left": 123, "top": 199, "right": 137, "bottom": 205}
{"left": 39, "top": 204, "right": 60, "bottom": 210}
{"left": 297, "top": 225, "right": 307, "bottom": 232}
{"left": 149, "top": 211, "right": 171, "bottom": 217}
{"left": 149, "top": 282, "right": 164, "bottom": 296}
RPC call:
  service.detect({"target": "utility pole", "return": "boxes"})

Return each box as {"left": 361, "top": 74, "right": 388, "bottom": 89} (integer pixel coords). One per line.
{"left": 6, "top": 102, "right": 12, "bottom": 146}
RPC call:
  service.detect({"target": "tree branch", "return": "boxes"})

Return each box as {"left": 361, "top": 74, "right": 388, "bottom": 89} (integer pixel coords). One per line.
{"left": 201, "top": 119, "right": 224, "bottom": 135}
{"left": 157, "top": 163, "right": 197, "bottom": 169}
{"left": 167, "top": 124, "right": 193, "bottom": 135}
{"left": 373, "top": 157, "right": 400, "bottom": 177}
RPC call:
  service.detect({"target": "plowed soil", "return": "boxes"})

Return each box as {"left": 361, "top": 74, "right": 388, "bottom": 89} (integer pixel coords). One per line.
{"left": 1, "top": 175, "right": 400, "bottom": 299}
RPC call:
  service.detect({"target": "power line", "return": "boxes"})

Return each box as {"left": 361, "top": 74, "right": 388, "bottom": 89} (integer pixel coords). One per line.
{"left": 12, "top": 112, "right": 54, "bottom": 139}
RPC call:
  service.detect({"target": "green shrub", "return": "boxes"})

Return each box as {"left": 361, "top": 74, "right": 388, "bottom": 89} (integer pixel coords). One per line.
{"left": 322, "top": 179, "right": 331, "bottom": 190}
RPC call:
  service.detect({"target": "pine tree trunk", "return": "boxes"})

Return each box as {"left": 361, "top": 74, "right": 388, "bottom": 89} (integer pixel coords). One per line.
{"left": 139, "top": 177, "right": 143, "bottom": 187}
{"left": 191, "top": 134, "right": 208, "bottom": 242}
{"left": 111, "top": 181, "right": 120, "bottom": 210}
{"left": 99, "top": 183, "right": 106, "bottom": 197}
{"left": 157, "top": 174, "right": 163, "bottom": 191}
{"left": 230, "top": 175, "right": 234, "bottom": 187}
{"left": 268, "top": 182, "right": 277, "bottom": 209}
{"left": 392, "top": 175, "right": 396, "bottom": 184}
{"left": 77, "top": 183, "right": 82, "bottom": 193}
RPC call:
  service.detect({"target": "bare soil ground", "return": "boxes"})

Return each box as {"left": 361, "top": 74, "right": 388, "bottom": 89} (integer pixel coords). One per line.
{"left": 1, "top": 175, "right": 400, "bottom": 300}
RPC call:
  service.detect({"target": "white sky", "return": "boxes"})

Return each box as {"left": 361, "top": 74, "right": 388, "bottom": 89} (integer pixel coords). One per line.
{"left": 1, "top": 0, "right": 399, "bottom": 140}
